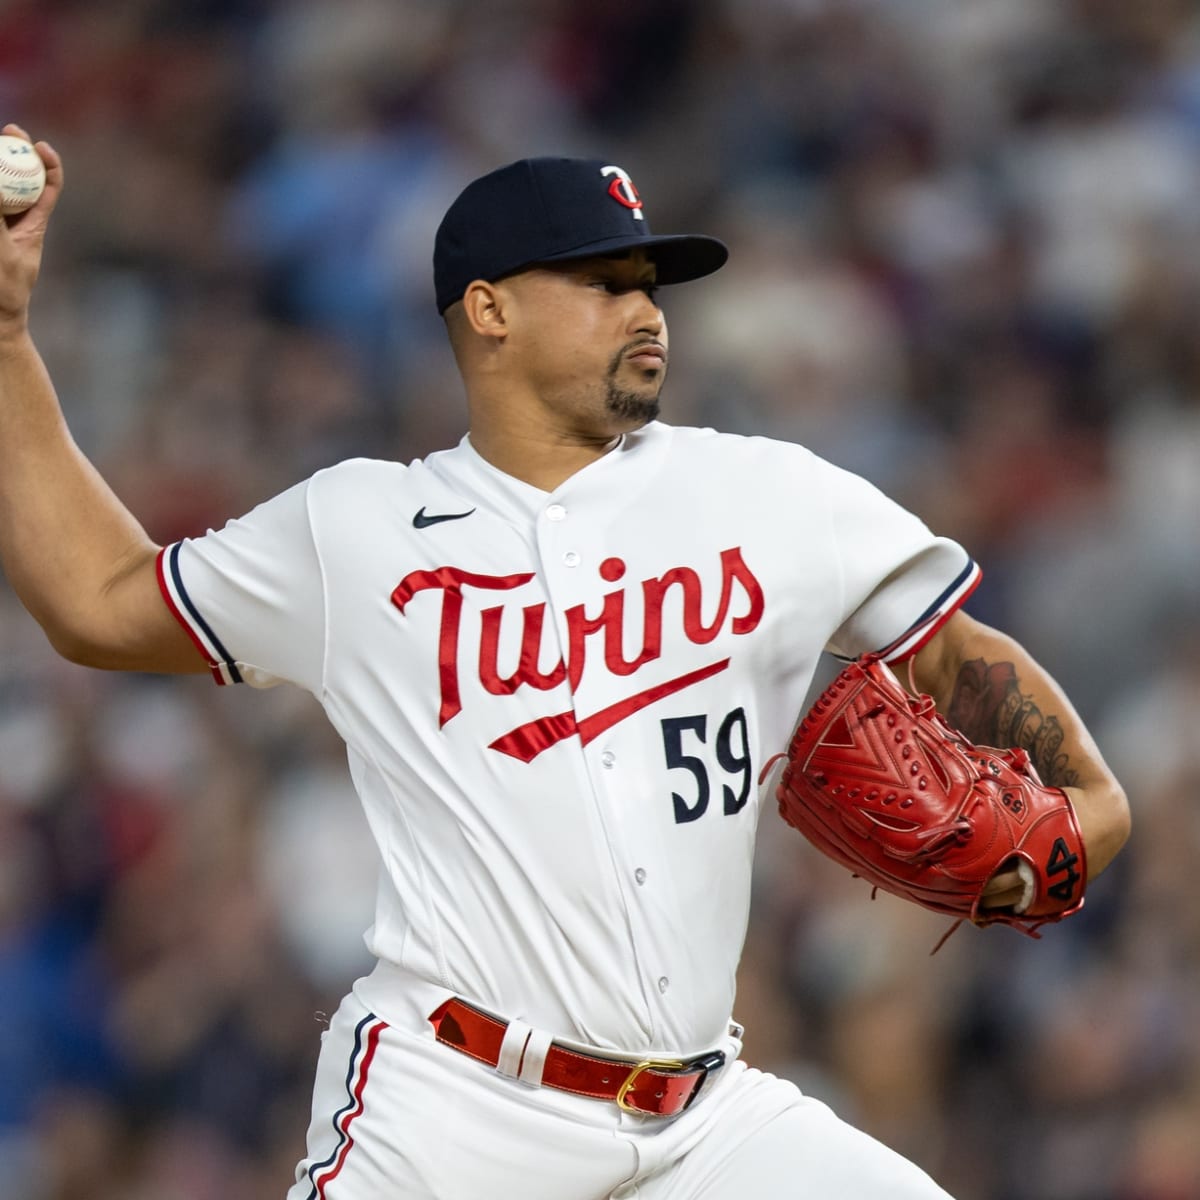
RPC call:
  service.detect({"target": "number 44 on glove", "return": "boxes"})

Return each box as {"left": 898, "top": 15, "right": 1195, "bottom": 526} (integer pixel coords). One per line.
{"left": 775, "top": 648, "right": 1086, "bottom": 945}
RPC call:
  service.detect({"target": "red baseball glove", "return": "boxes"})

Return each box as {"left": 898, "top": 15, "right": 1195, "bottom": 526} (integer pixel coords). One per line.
{"left": 775, "top": 651, "right": 1087, "bottom": 939}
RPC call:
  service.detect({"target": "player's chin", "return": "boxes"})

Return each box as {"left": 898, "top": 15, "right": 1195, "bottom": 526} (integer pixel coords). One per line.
{"left": 605, "top": 385, "right": 661, "bottom": 428}
{"left": 622, "top": 366, "right": 667, "bottom": 405}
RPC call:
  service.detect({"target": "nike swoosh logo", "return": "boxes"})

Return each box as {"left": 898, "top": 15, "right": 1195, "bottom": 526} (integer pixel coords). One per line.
{"left": 413, "top": 506, "right": 476, "bottom": 529}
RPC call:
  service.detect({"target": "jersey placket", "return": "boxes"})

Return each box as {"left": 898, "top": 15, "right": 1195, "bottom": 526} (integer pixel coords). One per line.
{"left": 533, "top": 493, "right": 670, "bottom": 1041}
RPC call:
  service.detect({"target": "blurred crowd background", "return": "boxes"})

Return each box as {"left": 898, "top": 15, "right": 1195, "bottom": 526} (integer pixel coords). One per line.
{"left": 1, "top": 1, "right": 1199, "bottom": 1197}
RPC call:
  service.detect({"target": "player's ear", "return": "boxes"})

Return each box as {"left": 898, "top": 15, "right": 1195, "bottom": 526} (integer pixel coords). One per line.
{"left": 461, "top": 280, "right": 508, "bottom": 341}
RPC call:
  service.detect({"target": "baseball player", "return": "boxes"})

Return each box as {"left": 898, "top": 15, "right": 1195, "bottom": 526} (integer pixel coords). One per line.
{"left": 0, "top": 128, "right": 1129, "bottom": 1198}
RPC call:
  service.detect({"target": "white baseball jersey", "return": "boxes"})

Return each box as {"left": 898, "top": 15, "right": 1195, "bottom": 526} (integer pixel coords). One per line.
{"left": 157, "top": 422, "right": 979, "bottom": 1058}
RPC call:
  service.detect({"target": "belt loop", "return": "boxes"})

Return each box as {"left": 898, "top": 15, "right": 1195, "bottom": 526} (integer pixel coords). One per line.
{"left": 726, "top": 1020, "right": 745, "bottom": 1060}
{"left": 496, "top": 1019, "right": 532, "bottom": 1079}
{"left": 517, "top": 1027, "right": 554, "bottom": 1087}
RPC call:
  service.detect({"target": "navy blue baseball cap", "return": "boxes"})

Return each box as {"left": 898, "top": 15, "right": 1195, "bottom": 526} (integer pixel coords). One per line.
{"left": 433, "top": 156, "right": 729, "bottom": 314}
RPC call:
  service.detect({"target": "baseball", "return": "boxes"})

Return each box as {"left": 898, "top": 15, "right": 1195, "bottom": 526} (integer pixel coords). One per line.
{"left": 0, "top": 134, "right": 46, "bottom": 215}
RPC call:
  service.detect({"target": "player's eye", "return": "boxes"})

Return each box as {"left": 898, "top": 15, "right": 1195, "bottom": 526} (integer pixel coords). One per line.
{"left": 590, "top": 279, "right": 659, "bottom": 301}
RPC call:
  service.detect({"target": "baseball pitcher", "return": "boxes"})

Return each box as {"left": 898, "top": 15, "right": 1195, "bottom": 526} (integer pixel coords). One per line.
{"left": 0, "top": 128, "right": 1129, "bottom": 1199}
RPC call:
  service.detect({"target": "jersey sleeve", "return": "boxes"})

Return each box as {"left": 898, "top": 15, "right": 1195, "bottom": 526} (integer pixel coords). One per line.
{"left": 156, "top": 478, "right": 326, "bottom": 692}
{"left": 821, "top": 461, "right": 981, "bottom": 662}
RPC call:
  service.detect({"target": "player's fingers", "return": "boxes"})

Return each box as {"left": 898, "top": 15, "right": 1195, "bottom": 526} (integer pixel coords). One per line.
{"left": 978, "top": 867, "right": 1025, "bottom": 909}
{"left": 2, "top": 136, "right": 63, "bottom": 236}
{"left": 2, "top": 122, "right": 30, "bottom": 141}
{"left": 34, "top": 140, "right": 63, "bottom": 195}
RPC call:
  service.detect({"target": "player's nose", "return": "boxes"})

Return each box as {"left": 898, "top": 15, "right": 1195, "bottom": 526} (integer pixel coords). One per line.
{"left": 627, "top": 289, "right": 665, "bottom": 337}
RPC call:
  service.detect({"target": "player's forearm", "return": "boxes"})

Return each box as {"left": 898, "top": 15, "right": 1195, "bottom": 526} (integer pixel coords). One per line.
{"left": 911, "top": 613, "right": 1130, "bottom": 879}
{"left": 0, "top": 330, "right": 160, "bottom": 660}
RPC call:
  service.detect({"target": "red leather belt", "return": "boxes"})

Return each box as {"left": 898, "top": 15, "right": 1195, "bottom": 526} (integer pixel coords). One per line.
{"left": 428, "top": 997, "right": 726, "bottom": 1117}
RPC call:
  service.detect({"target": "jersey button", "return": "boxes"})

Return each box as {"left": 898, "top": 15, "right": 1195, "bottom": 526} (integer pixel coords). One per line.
{"left": 600, "top": 750, "right": 616, "bottom": 768}
{"left": 563, "top": 551, "right": 580, "bottom": 567}
{"left": 545, "top": 503, "right": 567, "bottom": 521}
{"left": 634, "top": 868, "right": 647, "bottom": 886}
{"left": 657, "top": 976, "right": 670, "bottom": 993}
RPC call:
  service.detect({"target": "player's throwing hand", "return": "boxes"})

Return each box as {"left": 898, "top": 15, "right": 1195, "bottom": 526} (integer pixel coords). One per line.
{"left": 0, "top": 124, "right": 62, "bottom": 334}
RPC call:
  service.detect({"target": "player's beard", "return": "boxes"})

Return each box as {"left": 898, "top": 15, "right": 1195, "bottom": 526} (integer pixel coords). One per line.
{"left": 604, "top": 347, "right": 664, "bottom": 426}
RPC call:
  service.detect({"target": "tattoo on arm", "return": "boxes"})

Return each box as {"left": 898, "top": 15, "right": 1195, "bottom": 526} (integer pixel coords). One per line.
{"left": 946, "top": 659, "right": 1080, "bottom": 787}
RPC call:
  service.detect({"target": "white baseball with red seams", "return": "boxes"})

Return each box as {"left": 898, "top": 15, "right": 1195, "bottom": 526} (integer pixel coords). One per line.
{"left": 0, "top": 135, "right": 45, "bottom": 215}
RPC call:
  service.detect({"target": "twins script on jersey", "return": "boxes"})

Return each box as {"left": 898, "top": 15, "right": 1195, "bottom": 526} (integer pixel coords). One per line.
{"left": 392, "top": 543, "right": 764, "bottom": 762}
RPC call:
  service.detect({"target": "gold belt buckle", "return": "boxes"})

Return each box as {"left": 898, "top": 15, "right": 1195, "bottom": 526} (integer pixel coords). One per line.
{"left": 616, "top": 1058, "right": 684, "bottom": 1112}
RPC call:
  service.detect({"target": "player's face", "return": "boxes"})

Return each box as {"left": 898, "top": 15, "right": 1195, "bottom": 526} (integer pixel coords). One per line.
{"left": 503, "top": 250, "right": 668, "bottom": 436}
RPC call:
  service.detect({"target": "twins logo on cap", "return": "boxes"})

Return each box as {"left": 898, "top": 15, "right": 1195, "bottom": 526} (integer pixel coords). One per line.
{"left": 601, "top": 165, "right": 644, "bottom": 220}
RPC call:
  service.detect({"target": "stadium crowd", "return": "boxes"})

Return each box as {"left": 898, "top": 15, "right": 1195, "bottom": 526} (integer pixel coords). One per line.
{"left": 1, "top": 1, "right": 1199, "bottom": 1197}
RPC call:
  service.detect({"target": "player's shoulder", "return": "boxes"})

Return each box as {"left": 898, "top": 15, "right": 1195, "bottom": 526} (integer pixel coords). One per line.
{"left": 307, "top": 456, "right": 417, "bottom": 491}
{"left": 299, "top": 456, "right": 427, "bottom": 516}
{"left": 653, "top": 422, "right": 823, "bottom": 472}
{"left": 304, "top": 451, "right": 482, "bottom": 525}
{"left": 649, "top": 424, "right": 879, "bottom": 512}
